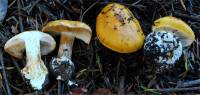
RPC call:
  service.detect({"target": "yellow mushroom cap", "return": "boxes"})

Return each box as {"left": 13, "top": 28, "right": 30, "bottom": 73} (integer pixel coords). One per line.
{"left": 153, "top": 16, "right": 195, "bottom": 47}
{"left": 96, "top": 3, "right": 145, "bottom": 53}
{"left": 42, "top": 20, "right": 92, "bottom": 44}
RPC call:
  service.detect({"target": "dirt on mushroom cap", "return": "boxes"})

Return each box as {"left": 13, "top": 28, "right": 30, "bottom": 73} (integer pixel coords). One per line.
{"left": 96, "top": 3, "right": 145, "bottom": 53}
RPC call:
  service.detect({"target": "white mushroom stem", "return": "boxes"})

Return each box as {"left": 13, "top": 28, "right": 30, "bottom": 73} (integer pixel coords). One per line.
{"left": 57, "top": 34, "right": 75, "bottom": 59}
{"left": 4, "top": 31, "right": 55, "bottom": 90}
{"left": 21, "top": 34, "right": 48, "bottom": 90}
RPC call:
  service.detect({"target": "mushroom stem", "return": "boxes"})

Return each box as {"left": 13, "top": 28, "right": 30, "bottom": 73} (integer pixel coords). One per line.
{"left": 57, "top": 34, "right": 74, "bottom": 59}
{"left": 21, "top": 38, "right": 48, "bottom": 90}
{"left": 52, "top": 34, "right": 75, "bottom": 81}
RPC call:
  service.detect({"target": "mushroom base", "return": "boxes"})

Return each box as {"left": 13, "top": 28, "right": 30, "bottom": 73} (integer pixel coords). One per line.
{"left": 144, "top": 31, "right": 183, "bottom": 73}
{"left": 145, "top": 56, "right": 177, "bottom": 74}
{"left": 154, "top": 62, "right": 175, "bottom": 74}
{"left": 50, "top": 56, "right": 74, "bottom": 81}
{"left": 21, "top": 61, "right": 48, "bottom": 90}
{"left": 144, "top": 31, "right": 183, "bottom": 65}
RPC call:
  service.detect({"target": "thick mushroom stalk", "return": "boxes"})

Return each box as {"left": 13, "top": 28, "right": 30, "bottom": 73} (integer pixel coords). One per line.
{"left": 4, "top": 31, "right": 56, "bottom": 89}
{"left": 21, "top": 37, "right": 47, "bottom": 89}
{"left": 51, "top": 34, "right": 75, "bottom": 81}
{"left": 58, "top": 34, "right": 74, "bottom": 59}
{"left": 42, "top": 20, "right": 92, "bottom": 81}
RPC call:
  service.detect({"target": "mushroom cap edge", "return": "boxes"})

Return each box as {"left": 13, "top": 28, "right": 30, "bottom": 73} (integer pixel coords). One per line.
{"left": 4, "top": 31, "right": 56, "bottom": 59}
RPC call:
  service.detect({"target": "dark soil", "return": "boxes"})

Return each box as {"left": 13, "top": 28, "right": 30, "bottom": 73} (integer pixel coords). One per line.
{"left": 0, "top": 0, "right": 200, "bottom": 94}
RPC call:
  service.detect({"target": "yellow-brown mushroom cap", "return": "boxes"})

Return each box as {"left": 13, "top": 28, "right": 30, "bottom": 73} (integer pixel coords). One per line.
{"left": 42, "top": 20, "right": 92, "bottom": 44}
{"left": 96, "top": 3, "right": 145, "bottom": 53}
{"left": 153, "top": 16, "right": 195, "bottom": 47}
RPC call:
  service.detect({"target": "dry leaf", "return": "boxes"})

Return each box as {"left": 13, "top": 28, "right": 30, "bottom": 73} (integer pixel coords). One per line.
{"left": 71, "top": 87, "right": 87, "bottom": 95}
{"left": 92, "top": 88, "right": 112, "bottom": 95}
{"left": 11, "top": 26, "right": 19, "bottom": 34}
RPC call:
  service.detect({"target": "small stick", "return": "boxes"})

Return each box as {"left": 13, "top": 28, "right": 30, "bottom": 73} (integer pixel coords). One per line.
{"left": 36, "top": 4, "right": 57, "bottom": 20}
{"left": 11, "top": 58, "right": 31, "bottom": 92}
{"left": 177, "top": 79, "right": 200, "bottom": 88}
{"left": 80, "top": 0, "right": 99, "bottom": 21}
{"left": 157, "top": 86, "right": 200, "bottom": 92}
{"left": 54, "top": 0, "right": 78, "bottom": 19}
{"left": 27, "top": 0, "right": 41, "bottom": 14}
{"left": 0, "top": 67, "right": 14, "bottom": 70}
{"left": 48, "top": 82, "right": 57, "bottom": 93}
{"left": 173, "top": 12, "right": 200, "bottom": 22}
{"left": 58, "top": 80, "right": 61, "bottom": 95}
{"left": 0, "top": 49, "right": 12, "bottom": 95}
{"left": 24, "top": 91, "right": 40, "bottom": 95}
{"left": 9, "top": 84, "right": 23, "bottom": 93}
{"left": 17, "top": 0, "right": 24, "bottom": 32}
{"left": 57, "top": 75, "right": 62, "bottom": 95}
{"left": 118, "top": 76, "right": 125, "bottom": 95}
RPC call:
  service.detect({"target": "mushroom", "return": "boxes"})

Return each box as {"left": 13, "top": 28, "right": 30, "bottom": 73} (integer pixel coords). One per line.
{"left": 96, "top": 3, "right": 145, "bottom": 53}
{"left": 153, "top": 16, "right": 195, "bottom": 47}
{"left": 144, "top": 31, "right": 183, "bottom": 72}
{"left": 144, "top": 16, "right": 195, "bottom": 73}
{"left": 0, "top": 0, "right": 8, "bottom": 22}
{"left": 42, "top": 20, "right": 92, "bottom": 81}
{"left": 4, "top": 31, "right": 56, "bottom": 90}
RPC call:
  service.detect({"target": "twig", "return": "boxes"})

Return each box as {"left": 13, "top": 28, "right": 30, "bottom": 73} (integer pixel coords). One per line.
{"left": 179, "top": 0, "right": 186, "bottom": 10}
{"left": 118, "top": 76, "right": 125, "bottom": 95}
{"left": 11, "top": 58, "right": 31, "bottom": 92}
{"left": 173, "top": 12, "right": 200, "bottom": 22}
{"left": 58, "top": 80, "right": 61, "bottom": 95}
{"left": 48, "top": 82, "right": 57, "bottom": 93}
{"left": 24, "top": 91, "right": 40, "bottom": 95}
{"left": 0, "top": 49, "right": 12, "bottom": 95}
{"left": 17, "top": 0, "right": 24, "bottom": 32}
{"left": 27, "top": 0, "right": 41, "bottom": 14}
{"left": 9, "top": 84, "right": 23, "bottom": 93}
{"left": 0, "top": 67, "right": 14, "bottom": 70}
{"left": 8, "top": 0, "right": 17, "bottom": 8}
{"left": 131, "top": 0, "right": 142, "bottom": 6}
{"left": 36, "top": 3, "right": 57, "bottom": 20}
{"left": 54, "top": 0, "right": 78, "bottom": 19}
{"left": 177, "top": 79, "right": 200, "bottom": 88}
{"left": 157, "top": 86, "right": 200, "bottom": 92}
{"left": 80, "top": 0, "right": 99, "bottom": 21}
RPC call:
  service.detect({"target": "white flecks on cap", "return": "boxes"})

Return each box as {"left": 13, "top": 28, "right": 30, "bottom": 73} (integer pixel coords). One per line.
{"left": 144, "top": 31, "right": 183, "bottom": 65}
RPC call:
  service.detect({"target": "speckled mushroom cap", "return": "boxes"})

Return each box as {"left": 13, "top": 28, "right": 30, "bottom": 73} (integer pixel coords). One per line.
{"left": 144, "top": 31, "right": 183, "bottom": 65}
{"left": 96, "top": 3, "right": 145, "bottom": 53}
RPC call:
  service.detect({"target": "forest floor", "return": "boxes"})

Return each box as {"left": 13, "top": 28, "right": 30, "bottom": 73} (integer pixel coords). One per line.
{"left": 0, "top": 0, "right": 200, "bottom": 95}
